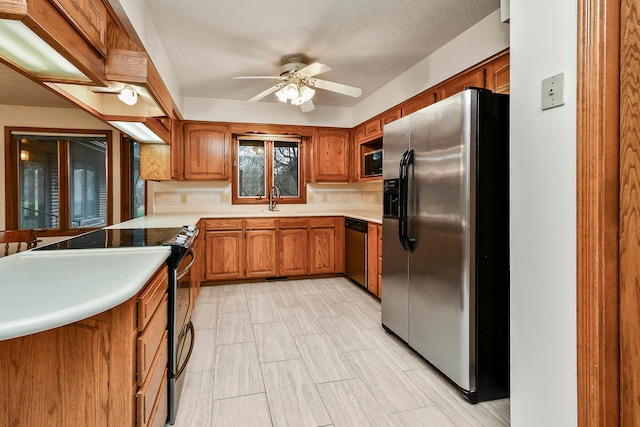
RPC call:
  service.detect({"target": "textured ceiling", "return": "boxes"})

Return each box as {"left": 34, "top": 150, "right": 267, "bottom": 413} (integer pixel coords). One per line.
{"left": 0, "top": 0, "right": 499, "bottom": 110}
{"left": 142, "top": 0, "right": 499, "bottom": 107}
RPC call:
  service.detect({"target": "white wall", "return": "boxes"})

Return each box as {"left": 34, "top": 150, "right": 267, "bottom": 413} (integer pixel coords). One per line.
{"left": 0, "top": 105, "right": 123, "bottom": 230}
{"left": 509, "top": 1, "right": 578, "bottom": 426}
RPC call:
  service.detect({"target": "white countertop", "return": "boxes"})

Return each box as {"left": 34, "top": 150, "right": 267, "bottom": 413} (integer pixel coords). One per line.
{"left": 0, "top": 247, "right": 170, "bottom": 341}
{"left": 112, "top": 209, "right": 382, "bottom": 229}
{"left": 1, "top": 209, "right": 381, "bottom": 341}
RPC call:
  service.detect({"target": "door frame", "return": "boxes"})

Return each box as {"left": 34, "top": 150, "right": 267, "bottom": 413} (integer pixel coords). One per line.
{"left": 575, "top": 0, "right": 637, "bottom": 424}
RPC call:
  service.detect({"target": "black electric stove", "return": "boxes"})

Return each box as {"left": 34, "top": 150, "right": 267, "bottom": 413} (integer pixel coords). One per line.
{"left": 33, "top": 227, "right": 183, "bottom": 251}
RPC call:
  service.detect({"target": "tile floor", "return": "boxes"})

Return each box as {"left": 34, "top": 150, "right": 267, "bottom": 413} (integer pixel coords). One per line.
{"left": 175, "top": 277, "right": 510, "bottom": 426}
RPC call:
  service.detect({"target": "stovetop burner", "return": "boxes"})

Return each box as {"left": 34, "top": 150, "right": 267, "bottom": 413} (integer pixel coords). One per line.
{"left": 34, "top": 228, "right": 182, "bottom": 251}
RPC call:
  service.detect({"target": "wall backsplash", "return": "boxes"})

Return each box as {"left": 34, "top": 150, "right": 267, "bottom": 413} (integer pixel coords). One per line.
{"left": 148, "top": 180, "right": 382, "bottom": 214}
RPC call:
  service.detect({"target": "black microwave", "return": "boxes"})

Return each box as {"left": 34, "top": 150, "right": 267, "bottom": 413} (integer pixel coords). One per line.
{"left": 363, "top": 149, "right": 383, "bottom": 177}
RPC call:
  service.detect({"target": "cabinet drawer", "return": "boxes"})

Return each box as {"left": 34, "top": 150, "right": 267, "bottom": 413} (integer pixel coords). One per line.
{"left": 279, "top": 217, "right": 308, "bottom": 229}
{"left": 309, "top": 217, "right": 335, "bottom": 228}
{"left": 137, "top": 297, "right": 168, "bottom": 386}
{"left": 137, "top": 337, "right": 168, "bottom": 427}
{"left": 205, "top": 218, "right": 243, "bottom": 230}
{"left": 137, "top": 267, "right": 168, "bottom": 332}
{"left": 245, "top": 218, "right": 277, "bottom": 229}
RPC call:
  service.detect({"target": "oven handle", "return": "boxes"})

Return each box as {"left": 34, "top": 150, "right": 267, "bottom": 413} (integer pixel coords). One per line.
{"left": 176, "top": 249, "right": 195, "bottom": 281}
{"left": 176, "top": 320, "right": 195, "bottom": 379}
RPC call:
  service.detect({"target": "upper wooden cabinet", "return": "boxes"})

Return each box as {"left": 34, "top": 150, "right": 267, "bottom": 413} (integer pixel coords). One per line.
{"left": 312, "top": 128, "right": 350, "bottom": 182}
{"left": 439, "top": 68, "right": 486, "bottom": 100}
{"left": 50, "top": 0, "right": 108, "bottom": 57}
{"left": 485, "top": 52, "right": 510, "bottom": 94}
{"left": 401, "top": 90, "right": 438, "bottom": 117}
{"left": 183, "top": 123, "right": 231, "bottom": 181}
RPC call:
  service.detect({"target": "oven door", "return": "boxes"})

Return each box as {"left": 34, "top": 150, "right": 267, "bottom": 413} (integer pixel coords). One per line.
{"left": 169, "top": 248, "right": 196, "bottom": 424}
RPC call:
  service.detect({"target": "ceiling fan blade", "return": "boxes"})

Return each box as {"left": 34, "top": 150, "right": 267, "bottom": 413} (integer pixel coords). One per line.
{"left": 234, "top": 76, "right": 285, "bottom": 80}
{"left": 300, "top": 99, "right": 315, "bottom": 112}
{"left": 297, "top": 63, "right": 331, "bottom": 77}
{"left": 245, "top": 84, "right": 282, "bottom": 103}
{"left": 312, "top": 78, "right": 362, "bottom": 98}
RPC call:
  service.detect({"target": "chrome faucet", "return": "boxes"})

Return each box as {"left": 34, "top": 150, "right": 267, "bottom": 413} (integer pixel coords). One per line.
{"left": 269, "top": 185, "right": 281, "bottom": 211}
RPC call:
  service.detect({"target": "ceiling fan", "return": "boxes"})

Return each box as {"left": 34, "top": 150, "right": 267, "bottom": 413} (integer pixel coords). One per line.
{"left": 234, "top": 56, "right": 362, "bottom": 112}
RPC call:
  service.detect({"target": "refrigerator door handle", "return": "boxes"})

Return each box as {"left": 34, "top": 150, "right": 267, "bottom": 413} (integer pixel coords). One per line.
{"left": 404, "top": 149, "right": 416, "bottom": 251}
{"left": 398, "top": 149, "right": 415, "bottom": 252}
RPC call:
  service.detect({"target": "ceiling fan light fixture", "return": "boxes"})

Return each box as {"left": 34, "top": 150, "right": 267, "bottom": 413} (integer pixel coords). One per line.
{"left": 283, "top": 83, "right": 299, "bottom": 100}
{"left": 118, "top": 86, "right": 138, "bottom": 105}
{"left": 299, "top": 85, "right": 315, "bottom": 103}
{"left": 275, "top": 87, "right": 288, "bottom": 103}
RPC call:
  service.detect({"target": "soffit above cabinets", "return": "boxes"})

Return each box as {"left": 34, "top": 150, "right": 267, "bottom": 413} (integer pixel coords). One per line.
{"left": 0, "top": 0, "right": 176, "bottom": 122}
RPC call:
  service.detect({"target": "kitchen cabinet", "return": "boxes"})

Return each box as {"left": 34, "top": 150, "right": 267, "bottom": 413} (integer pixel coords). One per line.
{"left": 0, "top": 264, "right": 169, "bottom": 427}
{"left": 50, "top": 0, "right": 108, "bottom": 57}
{"left": 485, "top": 52, "right": 510, "bottom": 94}
{"left": 309, "top": 217, "right": 337, "bottom": 274}
{"left": 312, "top": 129, "right": 350, "bottom": 182}
{"left": 201, "top": 216, "right": 344, "bottom": 283}
{"left": 204, "top": 219, "right": 244, "bottom": 281}
{"left": 278, "top": 218, "right": 309, "bottom": 276}
{"left": 245, "top": 219, "right": 278, "bottom": 278}
{"left": 183, "top": 123, "right": 231, "bottom": 180}
{"left": 140, "top": 143, "right": 172, "bottom": 180}
{"left": 401, "top": 90, "right": 438, "bottom": 116}
{"left": 439, "top": 68, "right": 485, "bottom": 100}
{"left": 366, "top": 222, "right": 383, "bottom": 298}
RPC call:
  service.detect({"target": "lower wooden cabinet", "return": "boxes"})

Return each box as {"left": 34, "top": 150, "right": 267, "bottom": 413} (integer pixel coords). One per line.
{"left": 0, "top": 264, "right": 169, "bottom": 427}
{"left": 279, "top": 227, "right": 308, "bottom": 276}
{"left": 245, "top": 229, "right": 278, "bottom": 278}
{"left": 366, "top": 222, "right": 383, "bottom": 298}
{"left": 309, "top": 226, "right": 336, "bottom": 274}
{"left": 205, "top": 230, "right": 244, "bottom": 281}
{"left": 203, "top": 216, "right": 344, "bottom": 282}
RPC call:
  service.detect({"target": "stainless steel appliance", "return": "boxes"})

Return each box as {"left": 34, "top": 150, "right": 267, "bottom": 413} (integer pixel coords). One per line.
{"left": 363, "top": 148, "right": 383, "bottom": 177}
{"left": 344, "top": 217, "right": 367, "bottom": 287}
{"left": 382, "top": 88, "right": 510, "bottom": 402}
{"left": 164, "top": 225, "right": 198, "bottom": 424}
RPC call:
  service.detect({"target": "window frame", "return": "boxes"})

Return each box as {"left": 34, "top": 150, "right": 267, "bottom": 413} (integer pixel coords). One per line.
{"left": 231, "top": 134, "right": 307, "bottom": 205}
{"left": 120, "top": 136, "right": 147, "bottom": 221}
{"left": 4, "top": 127, "right": 113, "bottom": 236}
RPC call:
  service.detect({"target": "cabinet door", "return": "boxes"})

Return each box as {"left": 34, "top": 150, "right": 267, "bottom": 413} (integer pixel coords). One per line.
{"left": 184, "top": 123, "right": 230, "bottom": 180}
{"left": 279, "top": 228, "right": 308, "bottom": 276}
{"left": 245, "top": 229, "right": 277, "bottom": 278}
{"left": 485, "top": 52, "right": 510, "bottom": 94}
{"left": 205, "top": 230, "right": 244, "bottom": 280}
{"left": 313, "top": 129, "right": 350, "bottom": 182}
{"left": 367, "top": 222, "right": 379, "bottom": 296}
{"left": 439, "top": 68, "right": 485, "bottom": 100}
{"left": 401, "top": 91, "right": 437, "bottom": 116}
{"left": 309, "top": 227, "right": 336, "bottom": 274}
{"left": 49, "top": 0, "right": 108, "bottom": 57}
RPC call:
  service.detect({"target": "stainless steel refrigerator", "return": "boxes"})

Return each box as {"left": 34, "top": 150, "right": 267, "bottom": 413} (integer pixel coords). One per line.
{"left": 381, "top": 88, "right": 509, "bottom": 403}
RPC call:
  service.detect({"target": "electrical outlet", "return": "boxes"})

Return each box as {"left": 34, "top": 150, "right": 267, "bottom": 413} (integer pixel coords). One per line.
{"left": 220, "top": 193, "right": 230, "bottom": 203}
{"left": 322, "top": 193, "right": 328, "bottom": 203}
{"left": 180, "top": 194, "right": 188, "bottom": 204}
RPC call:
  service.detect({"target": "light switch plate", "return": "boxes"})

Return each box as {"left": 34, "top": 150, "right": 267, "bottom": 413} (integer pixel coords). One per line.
{"left": 541, "top": 73, "right": 565, "bottom": 110}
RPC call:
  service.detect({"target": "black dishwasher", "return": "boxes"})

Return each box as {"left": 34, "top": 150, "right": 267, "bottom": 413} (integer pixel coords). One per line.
{"left": 345, "top": 217, "right": 367, "bottom": 287}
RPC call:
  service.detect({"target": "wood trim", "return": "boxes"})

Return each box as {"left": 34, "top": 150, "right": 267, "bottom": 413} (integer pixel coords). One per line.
{"left": 106, "top": 131, "right": 113, "bottom": 226}
{"left": 576, "top": 0, "right": 621, "bottom": 425}
{"left": 120, "top": 137, "right": 132, "bottom": 221}
{"left": 619, "top": 0, "right": 640, "bottom": 424}
{"left": 3, "top": 127, "right": 115, "bottom": 233}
